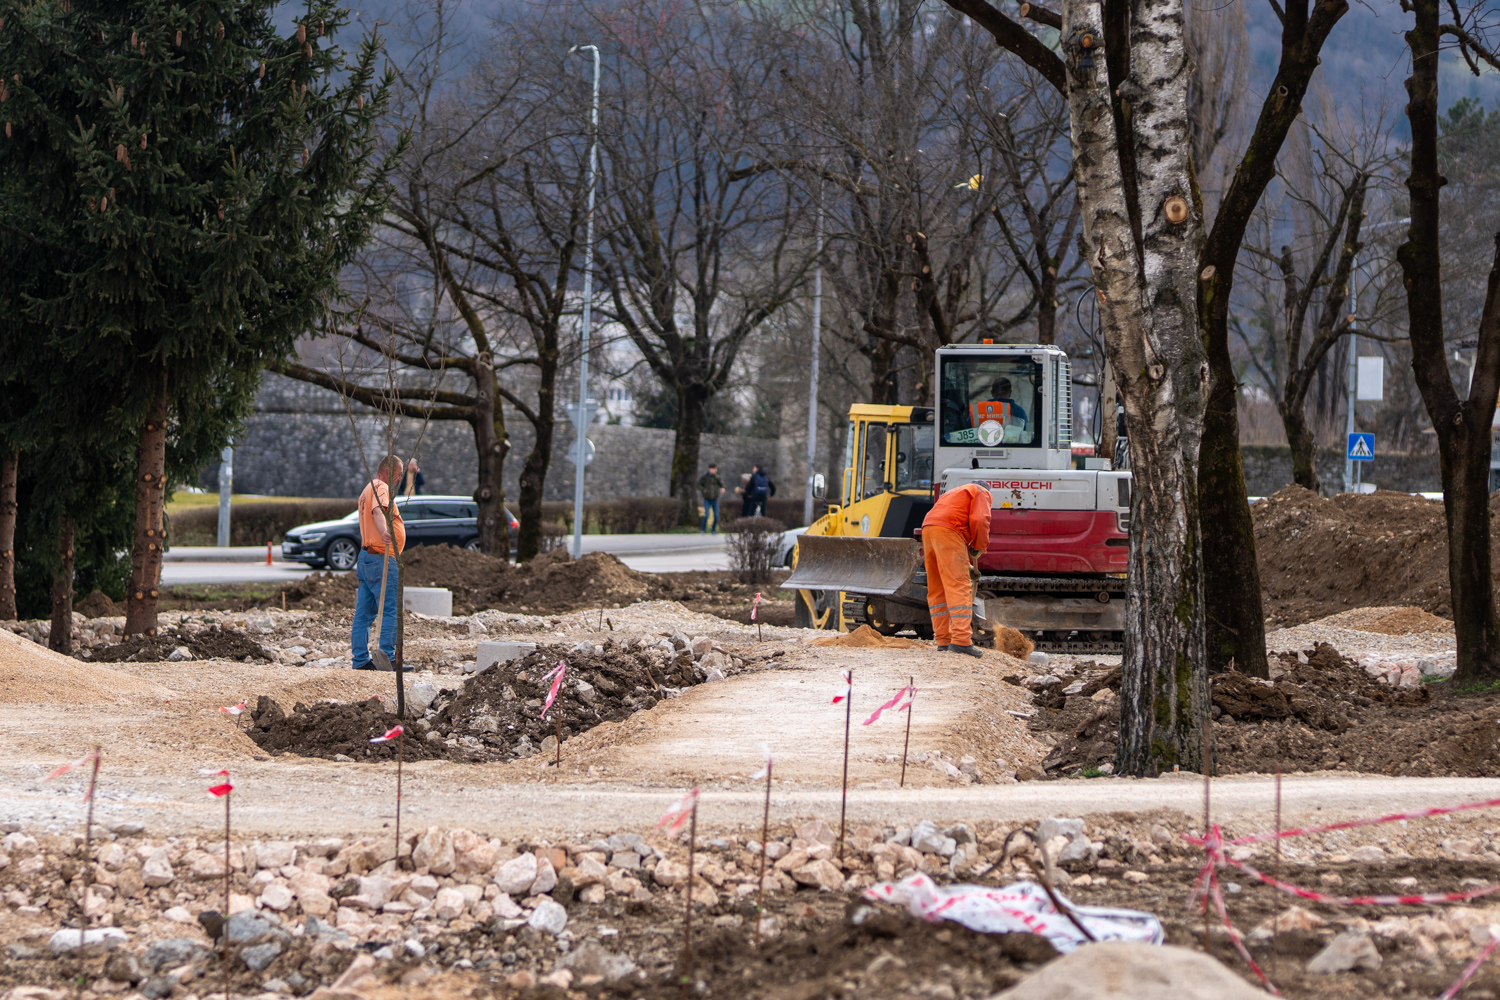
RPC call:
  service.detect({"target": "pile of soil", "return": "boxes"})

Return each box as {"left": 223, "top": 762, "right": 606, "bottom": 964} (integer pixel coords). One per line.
{"left": 1254, "top": 487, "right": 1500, "bottom": 627}
{"left": 1028, "top": 643, "right": 1500, "bottom": 777}
{"left": 247, "top": 641, "right": 705, "bottom": 763}
{"left": 74, "top": 589, "right": 121, "bottom": 618}
{"left": 275, "top": 547, "right": 670, "bottom": 615}
{"left": 82, "top": 624, "right": 272, "bottom": 663}
{"left": 811, "top": 624, "right": 921, "bottom": 649}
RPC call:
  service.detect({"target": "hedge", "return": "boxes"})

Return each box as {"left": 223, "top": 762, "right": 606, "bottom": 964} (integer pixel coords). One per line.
{"left": 170, "top": 500, "right": 357, "bottom": 547}
{"left": 540, "top": 496, "right": 808, "bottom": 534}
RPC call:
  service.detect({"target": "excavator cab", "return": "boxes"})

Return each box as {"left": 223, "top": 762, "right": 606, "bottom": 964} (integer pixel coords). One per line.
{"left": 790, "top": 405, "right": 935, "bottom": 631}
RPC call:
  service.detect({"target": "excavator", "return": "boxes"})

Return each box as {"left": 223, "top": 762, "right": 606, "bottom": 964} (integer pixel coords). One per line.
{"left": 785, "top": 342, "right": 1133, "bottom": 652}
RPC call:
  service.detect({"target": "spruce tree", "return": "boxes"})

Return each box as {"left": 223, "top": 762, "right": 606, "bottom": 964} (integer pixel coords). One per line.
{"left": 0, "top": 0, "right": 398, "bottom": 633}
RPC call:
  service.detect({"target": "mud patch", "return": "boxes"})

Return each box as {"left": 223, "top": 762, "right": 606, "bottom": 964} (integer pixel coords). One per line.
{"left": 811, "top": 624, "right": 922, "bottom": 649}
{"left": 82, "top": 624, "right": 272, "bottom": 663}
{"left": 248, "top": 642, "right": 707, "bottom": 763}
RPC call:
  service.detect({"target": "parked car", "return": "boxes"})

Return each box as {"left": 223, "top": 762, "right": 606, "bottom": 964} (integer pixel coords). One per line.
{"left": 776, "top": 527, "right": 807, "bottom": 568}
{"left": 281, "top": 496, "right": 519, "bottom": 570}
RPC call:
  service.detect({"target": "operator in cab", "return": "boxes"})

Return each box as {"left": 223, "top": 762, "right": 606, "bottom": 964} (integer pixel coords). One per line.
{"left": 921, "top": 482, "right": 993, "bottom": 657}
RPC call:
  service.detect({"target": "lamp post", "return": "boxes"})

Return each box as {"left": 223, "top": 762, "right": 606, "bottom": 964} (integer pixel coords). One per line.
{"left": 569, "top": 43, "right": 600, "bottom": 560}
{"left": 803, "top": 188, "right": 824, "bottom": 527}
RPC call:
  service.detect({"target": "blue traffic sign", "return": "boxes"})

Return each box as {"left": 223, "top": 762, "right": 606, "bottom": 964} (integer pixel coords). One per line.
{"left": 1347, "top": 433, "right": 1374, "bottom": 462}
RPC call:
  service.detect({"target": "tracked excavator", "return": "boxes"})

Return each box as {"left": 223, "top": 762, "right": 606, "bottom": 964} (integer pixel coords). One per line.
{"left": 785, "top": 342, "right": 1133, "bottom": 653}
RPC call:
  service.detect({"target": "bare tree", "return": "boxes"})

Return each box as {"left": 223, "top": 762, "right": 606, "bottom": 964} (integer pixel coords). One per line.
{"left": 1395, "top": 0, "right": 1500, "bottom": 684}
{"left": 591, "top": 0, "right": 815, "bottom": 523}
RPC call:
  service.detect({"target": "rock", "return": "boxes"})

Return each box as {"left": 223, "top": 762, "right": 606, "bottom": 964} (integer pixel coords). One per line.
{"left": 910, "top": 821, "right": 957, "bottom": 857}
{"left": 528, "top": 897, "right": 568, "bottom": 936}
{"left": 670, "top": 630, "right": 691, "bottom": 651}
{"left": 1307, "top": 931, "right": 1382, "bottom": 974}
{"left": 573, "top": 855, "right": 608, "bottom": 887}
{"left": 1017, "top": 764, "right": 1046, "bottom": 781}
{"left": 689, "top": 636, "right": 713, "bottom": 658}
{"left": 579, "top": 883, "right": 606, "bottom": 904}
{"left": 530, "top": 856, "right": 558, "bottom": 895}
{"left": 162, "top": 906, "right": 195, "bottom": 924}
{"left": 241, "top": 940, "right": 283, "bottom": 972}
{"left": 346, "top": 875, "right": 394, "bottom": 910}
{"left": 412, "top": 827, "right": 455, "bottom": 875}
{"left": 141, "top": 850, "right": 175, "bottom": 887}
{"left": 494, "top": 852, "right": 539, "bottom": 895}
{"left": 705, "top": 668, "right": 726, "bottom": 682}
{"left": 167, "top": 646, "right": 193, "bottom": 661}
{"left": 654, "top": 858, "right": 691, "bottom": 885}
{"left": 1038, "top": 817, "right": 1090, "bottom": 862}
{"left": 408, "top": 681, "right": 439, "bottom": 713}
{"left": 790, "top": 860, "right": 845, "bottom": 892}
{"left": 225, "top": 909, "right": 283, "bottom": 943}
{"left": 1122, "top": 870, "right": 1149, "bottom": 884}
{"left": 145, "top": 938, "right": 201, "bottom": 971}
{"left": 111, "top": 822, "right": 145, "bottom": 836}
{"left": 1351, "top": 845, "right": 1386, "bottom": 863}
{"left": 48, "top": 927, "right": 127, "bottom": 953}
{"left": 557, "top": 941, "right": 638, "bottom": 983}
{"left": 452, "top": 829, "right": 495, "bottom": 875}
{"left": 408, "top": 874, "right": 439, "bottom": 898}
{"left": 253, "top": 842, "right": 297, "bottom": 869}
{"left": 433, "top": 887, "right": 466, "bottom": 920}
{"left": 797, "top": 820, "right": 838, "bottom": 847}
{"left": 942, "top": 824, "right": 976, "bottom": 846}
{"left": 259, "top": 882, "right": 294, "bottom": 911}
{"left": 103, "top": 950, "right": 143, "bottom": 984}
{"left": 993, "top": 941, "right": 1266, "bottom": 999}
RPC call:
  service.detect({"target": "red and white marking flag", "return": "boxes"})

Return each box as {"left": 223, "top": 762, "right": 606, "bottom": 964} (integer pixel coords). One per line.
{"left": 45, "top": 753, "right": 100, "bottom": 798}
{"left": 541, "top": 661, "right": 567, "bottom": 720}
{"left": 201, "top": 769, "right": 233, "bottom": 798}
{"left": 219, "top": 699, "right": 247, "bottom": 717}
{"left": 658, "top": 788, "right": 700, "bottom": 838}
{"left": 862, "top": 684, "right": 916, "bottom": 726}
{"left": 370, "top": 725, "right": 403, "bottom": 744}
{"left": 831, "top": 670, "right": 851, "bottom": 705}
{"left": 751, "top": 743, "right": 772, "bottom": 782}
{"left": 751, "top": 592, "right": 762, "bottom": 621}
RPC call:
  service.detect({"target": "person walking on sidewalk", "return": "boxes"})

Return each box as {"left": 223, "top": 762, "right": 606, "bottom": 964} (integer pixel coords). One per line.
{"left": 352, "top": 455, "right": 407, "bottom": 670}
{"left": 698, "top": 463, "right": 725, "bottom": 533}
{"left": 746, "top": 464, "right": 773, "bottom": 517}
{"left": 921, "top": 482, "right": 993, "bottom": 657}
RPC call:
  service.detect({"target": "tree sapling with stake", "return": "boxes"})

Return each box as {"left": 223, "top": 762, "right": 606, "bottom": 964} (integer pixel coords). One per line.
{"left": 371, "top": 725, "right": 405, "bottom": 861}
{"left": 862, "top": 679, "right": 916, "bottom": 786}
{"left": 832, "top": 668, "right": 852, "bottom": 860}
{"left": 659, "top": 788, "right": 701, "bottom": 999}
{"left": 751, "top": 744, "right": 772, "bottom": 946}
{"left": 541, "top": 660, "right": 567, "bottom": 767}
{"left": 44, "top": 748, "right": 101, "bottom": 946}
{"left": 204, "top": 769, "right": 234, "bottom": 1000}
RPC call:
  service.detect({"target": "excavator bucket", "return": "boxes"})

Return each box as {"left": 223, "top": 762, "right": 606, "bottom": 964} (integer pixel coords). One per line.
{"left": 784, "top": 534, "right": 924, "bottom": 597}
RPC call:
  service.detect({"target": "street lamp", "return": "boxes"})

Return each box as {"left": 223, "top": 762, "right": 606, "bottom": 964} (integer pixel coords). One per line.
{"left": 569, "top": 43, "right": 600, "bottom": 560}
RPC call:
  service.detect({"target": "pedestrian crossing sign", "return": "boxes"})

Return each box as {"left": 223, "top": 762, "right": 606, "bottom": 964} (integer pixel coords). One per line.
{"left": 1348, "top": 432, "right": 1374, "bottom": 461}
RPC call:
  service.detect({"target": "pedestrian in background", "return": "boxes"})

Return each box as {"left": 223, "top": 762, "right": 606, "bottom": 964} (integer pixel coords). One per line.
{"left": 747, "top": 464, "right": 773, "bottom": 517}
{"left": 403, "top": 455, "right": 426, "bottom": 496}
{"left": 736, "top": 472, "right": 754, "bottom": 517}
{"left": 352, "top": 455, "right": 406, "bottom": 670}
{"left": 698, "top": 463, "right": 725, "bottom": 533}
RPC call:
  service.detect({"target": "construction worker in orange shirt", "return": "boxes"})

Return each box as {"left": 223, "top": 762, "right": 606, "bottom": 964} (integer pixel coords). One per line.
{"left": 921, "top": 482, "right": 993, "bottom": 657}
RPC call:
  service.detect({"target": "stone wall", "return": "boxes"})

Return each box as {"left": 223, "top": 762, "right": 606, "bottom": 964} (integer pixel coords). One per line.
{"left": 1240, "top": 444, "right": 1442, "bottom": 497}
{"left": 207, "top": 373, "right": 783, "bottom": 504}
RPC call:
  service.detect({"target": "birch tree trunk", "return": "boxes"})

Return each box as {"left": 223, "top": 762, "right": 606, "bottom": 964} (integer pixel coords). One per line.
{"left": 1061, "top": 0, "right": 1210, "bottom": 773}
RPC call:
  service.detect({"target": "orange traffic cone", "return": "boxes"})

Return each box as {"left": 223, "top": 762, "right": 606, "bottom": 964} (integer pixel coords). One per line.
{"left": 266, "top": 541, "right": 272, "bottom": 566}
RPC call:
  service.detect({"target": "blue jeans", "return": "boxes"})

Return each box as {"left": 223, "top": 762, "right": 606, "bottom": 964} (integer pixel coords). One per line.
{"left": 700, "top": 498, "right": 719, "bottom": 533}
{"left": 351, "top": 550, "right": 399, "bottom": 668}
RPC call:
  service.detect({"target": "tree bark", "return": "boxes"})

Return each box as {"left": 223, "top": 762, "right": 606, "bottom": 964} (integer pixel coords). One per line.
{"left": 671, "top": 385, "right": 708, "bottom": 526}
{"left": 0, "top": 449, "right": 16, "bottom": 621}
{"left": 1398, "top": 0, "right": 1500, "bottom": 684}
{"left": 48, "top": 516, "right": 73, "bottom": 655}
{"left": 1062, "top": 0, "right": 1210, "bottom": 775}
{"left": 515, "top": 346, "right": 559, "bottom": 563}
{"left": 125, "top": 367, "right": 168, "bottom": 635}
{"left": 471, "top": 353, "right": 509, "bottom": 557}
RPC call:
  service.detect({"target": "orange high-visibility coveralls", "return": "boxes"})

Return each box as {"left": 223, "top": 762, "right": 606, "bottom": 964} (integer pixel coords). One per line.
{"left": 921, "top": 483, "right": 993, "bottom": 646}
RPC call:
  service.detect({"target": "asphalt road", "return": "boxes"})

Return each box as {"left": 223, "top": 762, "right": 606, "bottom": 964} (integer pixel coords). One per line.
{"left": 160, "top": 533, "right": 728, "bottom": 585}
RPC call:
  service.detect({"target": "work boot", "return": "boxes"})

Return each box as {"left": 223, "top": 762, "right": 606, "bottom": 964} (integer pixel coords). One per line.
{"left": 949, "top": 644, "right": 983, "bottom": 658}
{"left": 935, "top": 644, "right": 949, "bottom": 652}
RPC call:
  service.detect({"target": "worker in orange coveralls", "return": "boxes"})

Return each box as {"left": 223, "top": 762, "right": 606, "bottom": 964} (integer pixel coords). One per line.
{"left": 921, "top": 482, "right": 993, "bottom": 657}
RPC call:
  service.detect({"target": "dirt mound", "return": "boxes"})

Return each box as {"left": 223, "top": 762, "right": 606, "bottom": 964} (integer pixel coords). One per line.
{"left": 83, "top": 624, "right": 273, "bottom": 663}
{"left": 248, "top": 641, "right": 704, "bottom": 763}
{"left": 812, "top": 625, "right": 921, "bottom": 649}
{"left": 1320, "top": 605, "right": 1455, "bottom": 636}
{"left": 0, "top": 628, "right": 174, "bottom": 704}
{"left": 75, "top": 589, "right": 121, "bottom": 618}
{"left": 275, "top": 547, "right": 669, "bottom": 615}
{"left": 1253, "top": 486, "right": 1499, "bottom": 627}
{"left": 1027, "top": 643, "right": 1500, "bottom": 778}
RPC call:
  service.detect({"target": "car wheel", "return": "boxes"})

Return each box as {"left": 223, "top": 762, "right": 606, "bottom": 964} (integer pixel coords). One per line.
{"left": 464, "top": 538, "right": 481, "bottom": 551}
{"left": 325, "top": 537, "right": 359, "bottom": 571}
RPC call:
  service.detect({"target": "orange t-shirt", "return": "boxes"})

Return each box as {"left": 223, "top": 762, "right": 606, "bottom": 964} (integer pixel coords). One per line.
{"left": 922, "top": 482, "right": 993, "bottom": 552}
{"left": 358, "top": 480, "right": 406, "bottom": 555}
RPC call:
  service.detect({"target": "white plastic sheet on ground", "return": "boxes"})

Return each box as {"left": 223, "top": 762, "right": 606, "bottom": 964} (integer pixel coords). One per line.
{"left": 863, "top": 874, "right": 1163, "bottom": 954}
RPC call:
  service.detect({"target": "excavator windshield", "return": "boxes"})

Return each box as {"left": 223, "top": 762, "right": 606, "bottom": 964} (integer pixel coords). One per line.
{"left": 892, "top": 423, "right": 934, "bottom": 491}
{"left": 939, "top": 355, "right": 1042, "bottom": 448}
